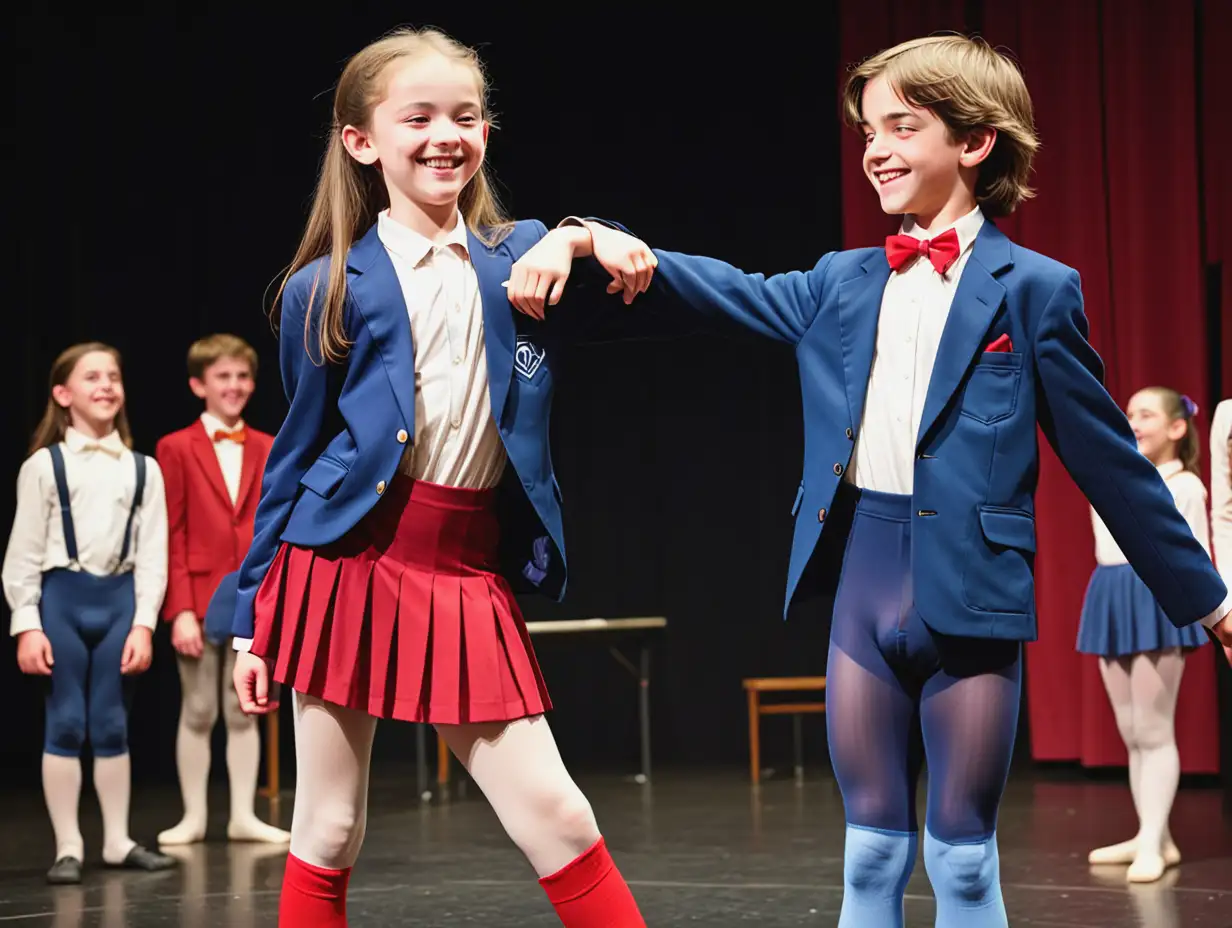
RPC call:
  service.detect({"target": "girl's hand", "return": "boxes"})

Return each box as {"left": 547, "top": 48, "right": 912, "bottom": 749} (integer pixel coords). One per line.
{"left": 121, "top": 626, "right": 153, "bottom": 675}
{"left": 16, "top": 629, "right": 54, "bottom": 675}
{"left": 233, "top": 650, "right": 280, "bottom": 715}
{"left": 586, "top": 222, "right": 658, "bottom": 305}
{"left": 505, "top": 227, "right": 590, "bottom": 320}
{"left": 171, "top": 610, "right": 204, "bottom": 658}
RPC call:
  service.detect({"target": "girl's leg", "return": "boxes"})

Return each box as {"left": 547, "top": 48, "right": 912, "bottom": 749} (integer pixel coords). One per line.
{"left": 436, "top": 715, "right": 645, "bottom": 927}
{"left": 41, "top": 610, "right": 89, "bottom": 869}
{"left": 158, "top": 642, "right": 220, "bottom": 845}
{"left": 88, "top": 612, "right": 142, "bottom": 866}
{"left": 1125, "top": 649, "right": 1185, "bottom": 882}
{"left": 221, "top": 646, "right": 290, "bottom": 843}
{"left": 1091, "top": 655, "right": 1182, "bottom": 867}
{"left": 280, "top": 691, "right": 377, "bottom": 927}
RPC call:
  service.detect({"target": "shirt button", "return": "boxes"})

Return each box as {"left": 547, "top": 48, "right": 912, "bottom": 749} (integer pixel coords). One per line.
{"left": 376, "top": 480, "right": 386, "bottom": 495}
{"left": 833, "top": 463, "right": 844, "bottom": 476}
{"left": 453, "top": 356, "right": 462, "bottom": 365}
{"left": 451, "top": 418, "right": 461, "bottom": 429}
{"left": 397, "top": 429, "right": 408, "bottom": 443}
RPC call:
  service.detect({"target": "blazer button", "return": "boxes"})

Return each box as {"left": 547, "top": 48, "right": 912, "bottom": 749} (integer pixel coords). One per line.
{"left": 845, "top": 427, "right": 853, "bottom": 440}
{"left": 376, "top": 480, "right": 386, "bottom": 495}
{"left": 818, "top": 508, "right": 827, "bottom": 523}
{"left": 833, "top": 463, "right": 844, "bottom": 476}
{"left": 397, "top": 429, "right": 408, "bottom": 443}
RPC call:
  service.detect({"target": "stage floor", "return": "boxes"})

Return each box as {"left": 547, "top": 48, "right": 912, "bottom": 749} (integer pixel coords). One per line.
{"left": 0, "top": 766, "right": 1229, "bottom": 926}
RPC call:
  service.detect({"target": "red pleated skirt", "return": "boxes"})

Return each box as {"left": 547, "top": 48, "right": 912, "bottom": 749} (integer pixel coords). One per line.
{"left": 250, "top": 475, "right": 552, "bottom": 724}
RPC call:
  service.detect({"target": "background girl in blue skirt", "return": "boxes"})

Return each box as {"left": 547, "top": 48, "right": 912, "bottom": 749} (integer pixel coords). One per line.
{"left": 2, "top": 343, "right": 176, "bottom": 884}
{"left": 1077, "top": 386, "right": 1210, "bottom": 883}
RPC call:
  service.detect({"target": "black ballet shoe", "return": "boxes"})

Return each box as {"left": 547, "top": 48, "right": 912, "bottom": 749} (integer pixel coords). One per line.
{"left": 46, "top": 856, "right": 82, "bottom": 884}
{"left": 106, "top": 845, "right": 178, "bottom": 871}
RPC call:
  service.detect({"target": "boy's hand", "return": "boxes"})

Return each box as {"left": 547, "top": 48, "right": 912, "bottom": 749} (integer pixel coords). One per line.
{"left": 585, "top": 222, "right": 657, "bottom": 305}
{"left": 171, "top": 610, "right": 204, "bottom": 658}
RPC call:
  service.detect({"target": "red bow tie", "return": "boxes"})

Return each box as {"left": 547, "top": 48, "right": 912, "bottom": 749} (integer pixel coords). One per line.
{"left": 885, "top": 228, "right": 961, "bottom": 275}
{"left": 213, "top": 427, "right": 247, "bottom": 444}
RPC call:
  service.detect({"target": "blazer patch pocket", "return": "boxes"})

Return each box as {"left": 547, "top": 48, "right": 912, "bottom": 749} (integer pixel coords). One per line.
{"left": 960, "top": 353, "right": 1022, "bottom": 425}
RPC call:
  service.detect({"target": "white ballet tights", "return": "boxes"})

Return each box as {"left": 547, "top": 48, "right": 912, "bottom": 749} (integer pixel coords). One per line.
{"left": 288, "top": 691, "right": 600, "bottom": 876}
{"left": 1097, "top": 649, "right": 1185, "bottom": 875}
{"left": 159, "top": 642, "right": 289, "bottom": 845}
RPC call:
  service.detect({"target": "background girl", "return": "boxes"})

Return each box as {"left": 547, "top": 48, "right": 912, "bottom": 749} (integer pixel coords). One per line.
{"left": 1078, "top": 387, "right": 1210, "bottom": 882}
{"left": 228, "top": 27, "right": 656, "bottom": 928}
{"left": 2, "top": 342, "right": 176, "bottom": 883}
{"left": 1212, "top": 397, "right": 1232, "bottom": 665}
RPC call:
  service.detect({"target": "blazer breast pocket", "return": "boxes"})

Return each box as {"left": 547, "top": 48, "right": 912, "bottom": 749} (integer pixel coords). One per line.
{"left": 959, "top": 352, "right": 1022, "bottom": 425}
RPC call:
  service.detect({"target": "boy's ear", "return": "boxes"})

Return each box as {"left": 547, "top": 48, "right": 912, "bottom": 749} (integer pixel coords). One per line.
{"left": 959, "top": 126, "right": 997, "bottom": 169}
{"left": 189, "top": 377, "right": 208, "bottom": 400}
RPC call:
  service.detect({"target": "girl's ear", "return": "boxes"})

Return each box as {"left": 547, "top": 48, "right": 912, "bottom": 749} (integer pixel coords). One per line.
{"left": 51, "top": 384, "right": 73, "bottom": 409}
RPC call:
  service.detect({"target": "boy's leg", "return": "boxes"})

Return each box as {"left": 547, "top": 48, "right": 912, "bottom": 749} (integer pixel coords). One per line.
{"left": 158, "top": 641, "right": 220, "bottom": 845}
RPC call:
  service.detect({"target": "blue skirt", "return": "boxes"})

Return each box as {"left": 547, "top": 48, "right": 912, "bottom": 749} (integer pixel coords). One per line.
{"left": 1076, "top": 564, "right": 1208, "bottom": 657}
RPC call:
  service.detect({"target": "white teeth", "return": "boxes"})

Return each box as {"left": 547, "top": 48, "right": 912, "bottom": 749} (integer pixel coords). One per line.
{"left": 878, "top": 170, "right": 907, "bottom": 183}
{"left": 424, "top": 157, "right": 459, "bottom": 169}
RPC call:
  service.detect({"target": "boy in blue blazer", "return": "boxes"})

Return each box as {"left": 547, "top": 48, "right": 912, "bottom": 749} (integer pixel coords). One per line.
{"left": 508, "top": 34, "right": 1232, "bottom": 928}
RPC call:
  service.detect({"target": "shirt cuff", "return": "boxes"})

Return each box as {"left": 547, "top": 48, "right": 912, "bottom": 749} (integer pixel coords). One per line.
{"left": 1199, "top": 591, "right": 1232, "bottom": 629}
{"left": 232, "top": 637, "right": 254, "bottom": 653}
{"left": 132, "top": 608, "right": 159, "bottom": 632}
{"left": 9, "top": 605, "right": 42, "bottom": 637}
{"left": 557, "top": 216, "right": 587, "bottom": 229}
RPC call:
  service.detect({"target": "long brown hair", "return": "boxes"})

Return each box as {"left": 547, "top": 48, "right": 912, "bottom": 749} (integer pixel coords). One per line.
{"left": 277, "top": 27, "right": 512, "bottom": 365}
{"left": 29, "top": 343, "right": 133, "bottom": 456}
{"left": 1141, "top": 386, "right": 1201, "bottom": 476}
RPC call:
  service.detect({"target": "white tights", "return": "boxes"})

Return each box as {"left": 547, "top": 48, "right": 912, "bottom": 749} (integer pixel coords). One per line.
{"left": 287, "top": 691, "right": 601, "bottom": 877}
{"left": 1098, "top": 649, "right": 1185, "bottom": 862}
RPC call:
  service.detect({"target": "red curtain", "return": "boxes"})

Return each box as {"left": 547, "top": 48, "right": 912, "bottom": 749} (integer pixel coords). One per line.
{"left": 838, "top": 0, "right": 1222, "bottom": 772}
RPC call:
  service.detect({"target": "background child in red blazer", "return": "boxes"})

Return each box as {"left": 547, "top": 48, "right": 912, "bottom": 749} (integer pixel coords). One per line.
{"left": 155, "top": 334, "right": 289, "bottom": 846}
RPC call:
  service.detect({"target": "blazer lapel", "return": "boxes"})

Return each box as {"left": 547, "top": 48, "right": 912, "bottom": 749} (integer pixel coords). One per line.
{"left": 347, "top": 224, "right": 417, "bottom": 434}
{"left": 837, "top": 253, "right": 890, "bottom": 433}
{"left": 915, "top": 223, "right": 1012, "bottom": 448}
{"left": 468, "top": 227, "right": 515, "bottom": 427}
{"left": 189, "top": 423, "right": 234, "bottom": 511}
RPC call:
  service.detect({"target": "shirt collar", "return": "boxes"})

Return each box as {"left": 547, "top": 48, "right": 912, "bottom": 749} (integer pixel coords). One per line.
{"left": 1157, "top": 459, "right": 1185, "bottom": 480}
{"left": 377, "top": 209, "right": 470, "bottom": 267}
{"left": 64, "top": 426, "right": 125, "bottom": 457}
{"left": 900, "top": 205, "right": 985, "bottom": 258}
{"left": 200, "top": 412, "right": 243, "bottom": 436}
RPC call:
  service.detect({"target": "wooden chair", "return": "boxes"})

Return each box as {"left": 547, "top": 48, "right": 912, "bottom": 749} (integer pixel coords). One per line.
{"left": 742, "top": 676, "right": 826, "bottom": 785}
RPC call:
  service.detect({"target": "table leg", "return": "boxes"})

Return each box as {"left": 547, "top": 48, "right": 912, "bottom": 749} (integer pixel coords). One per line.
{"left": 638, "top": 644, "right": 651, "bottom": 784}
{"left": 747, "top": 689, "right": 761, "bottom": 786}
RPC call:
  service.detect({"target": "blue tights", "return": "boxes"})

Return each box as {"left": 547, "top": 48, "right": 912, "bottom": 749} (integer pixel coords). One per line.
{"left": 826, "top": 489, "right": 1020, "bottom": 928}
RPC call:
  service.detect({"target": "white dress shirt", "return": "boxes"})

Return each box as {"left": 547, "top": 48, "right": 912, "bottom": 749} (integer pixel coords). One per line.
{"left": 201, "top": 412, "right": 244, "bottom": 504}
{"left": 848, "top": 205, "right": 986, "bottom": 494}
{"left": 2, "top": 427, "right": 168, "bottom": 636}
{"left": 378, "top": 209, "right": 507, "bottom": 489}
{"left": 1211, "top": 399, "right": 1232, "bottom": 581}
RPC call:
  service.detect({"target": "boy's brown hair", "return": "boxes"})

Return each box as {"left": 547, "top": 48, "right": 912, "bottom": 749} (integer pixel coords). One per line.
{"left": 187, "top": 333, "right": 258, "bottom": 381}
{"left": 842, "top": 34, "right": 1040, "bottom": 218}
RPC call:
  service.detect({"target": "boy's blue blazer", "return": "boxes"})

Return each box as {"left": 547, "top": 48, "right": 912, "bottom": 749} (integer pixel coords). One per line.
{"left": 598, "top": 217, "right": 1226, "bottom": 641}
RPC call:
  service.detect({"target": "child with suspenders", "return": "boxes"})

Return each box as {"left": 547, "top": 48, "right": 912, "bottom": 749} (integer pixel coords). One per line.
{"left": 2, "top": 343, "right": 176, "bottom": 883}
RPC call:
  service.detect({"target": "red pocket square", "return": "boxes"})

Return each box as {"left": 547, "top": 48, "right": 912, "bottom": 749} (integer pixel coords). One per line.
{"left": 985, "top": 334, "right": 1013, "bottom": 353}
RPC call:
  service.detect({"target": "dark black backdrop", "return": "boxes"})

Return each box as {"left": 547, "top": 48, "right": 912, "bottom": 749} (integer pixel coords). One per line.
{"left": 4, "top": 8, "right": 853, "bottom": 787}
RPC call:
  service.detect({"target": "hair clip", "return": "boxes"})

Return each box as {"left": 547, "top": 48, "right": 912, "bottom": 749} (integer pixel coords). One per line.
{"left": 1181, "top": 394, "right": 1199, "bottom": 418}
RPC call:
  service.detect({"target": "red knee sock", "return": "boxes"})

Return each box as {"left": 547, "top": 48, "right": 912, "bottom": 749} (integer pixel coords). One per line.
{"left": 279, "top": 853, "right": 351, "bottom": 927}
{"left": 538, "top": 837, "right": 645, "bottom": 927}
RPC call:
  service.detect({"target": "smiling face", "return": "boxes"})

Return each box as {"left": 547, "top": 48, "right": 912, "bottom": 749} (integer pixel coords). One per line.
{"left": 52, "top": 350, "right": 124, "bottom": 435}
{"left": 190, "top": 355, "right": 254, "bottom": 424}
{"left": 341, "top": 52, "right": 488, "bottom": 233}
{"left": 1127, "top": 390, "right": 1187, "bottom": 465}
{"left": 859, "top": 74, "right": 996, "bottom": 231}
